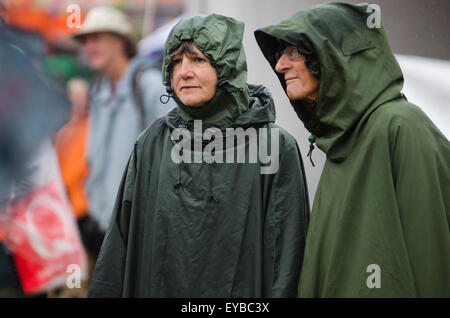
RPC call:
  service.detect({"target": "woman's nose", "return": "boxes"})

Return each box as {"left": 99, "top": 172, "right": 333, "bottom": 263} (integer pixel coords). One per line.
{"left": 179, "top": 59, "right": 194, "bottom": 78}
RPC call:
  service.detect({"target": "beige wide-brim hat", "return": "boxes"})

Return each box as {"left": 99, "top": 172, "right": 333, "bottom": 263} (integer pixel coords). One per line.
{"left": 73, "top": 6, "right": 134, "bottom": 42}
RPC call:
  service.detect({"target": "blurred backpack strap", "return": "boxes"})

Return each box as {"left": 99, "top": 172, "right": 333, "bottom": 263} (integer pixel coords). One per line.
{"left": 132, "top": 65, "right": 156, "bottom": 130}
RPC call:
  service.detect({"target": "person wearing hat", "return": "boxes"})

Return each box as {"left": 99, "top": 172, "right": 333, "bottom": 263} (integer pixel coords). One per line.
{"left": 255, "top": 3, "right": 450, "bottom": 297}
{"left": 73, "top": 6, "right": 174, "bottom": 256}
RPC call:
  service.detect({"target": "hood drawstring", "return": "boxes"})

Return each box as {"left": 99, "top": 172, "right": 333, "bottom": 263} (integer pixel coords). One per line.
{"left": 307, "top": 134, "right": 316, "bottom": 167}
{"left": 160, "top": 86, "right": 173, "bottom": 104}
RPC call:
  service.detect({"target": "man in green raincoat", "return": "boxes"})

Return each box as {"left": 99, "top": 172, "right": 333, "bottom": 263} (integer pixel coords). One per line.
{"left": 255, "top": 3, "right": 450, "bottom": 297}
{"left": 88, "top": 14, "right": 310, "bottom": 297}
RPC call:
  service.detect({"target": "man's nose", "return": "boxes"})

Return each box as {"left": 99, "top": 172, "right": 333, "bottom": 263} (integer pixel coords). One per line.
{"left": 82, "top": 38, "right": 95, "bottom": 52}
{"left": 275, "top": 53, "right": 290, "bottom": 73}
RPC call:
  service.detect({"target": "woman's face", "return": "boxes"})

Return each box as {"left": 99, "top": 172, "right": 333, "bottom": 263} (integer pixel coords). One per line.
{"left": 171, "top": 44, "right": 218, "bottom": 107}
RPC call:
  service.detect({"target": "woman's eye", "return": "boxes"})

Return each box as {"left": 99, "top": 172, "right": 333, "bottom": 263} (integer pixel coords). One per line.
{"left": 194, "top": 57, "right": 206, "bottom": 63}
{"left": 172, "top": 58, "right": 182, "bottom": 65}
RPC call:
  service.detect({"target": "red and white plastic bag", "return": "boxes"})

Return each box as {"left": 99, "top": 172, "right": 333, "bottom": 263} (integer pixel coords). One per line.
{"left": 0, "top": 140, "right": 86, "bottom": 294}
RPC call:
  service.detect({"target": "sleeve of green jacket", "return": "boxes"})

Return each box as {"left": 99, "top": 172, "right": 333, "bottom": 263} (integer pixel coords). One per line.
{"left": 87, "top": 145, "right": 137, "bottom": 298}
{"left": 268, "top": 131, "right": 310, "bottom": 297}
{"left": 389, "top": 107, "right": 450, "bottom": 296}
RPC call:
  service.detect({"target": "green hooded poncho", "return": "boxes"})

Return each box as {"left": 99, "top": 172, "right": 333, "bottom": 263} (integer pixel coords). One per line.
{"left": 255, "top": 3, "right": 450, "bottom": 297}
{"left": 88, "top": 14, "right": 310, "bottom": 297}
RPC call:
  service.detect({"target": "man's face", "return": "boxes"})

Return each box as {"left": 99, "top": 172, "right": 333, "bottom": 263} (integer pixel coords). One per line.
{"left": 171, "top": 44, "right": 218, "bottom": 107}
{"left": 275, "top": 46, "right": 320, "bottom": 102}
{"left": 81, "top": 32, "right": 125, "bottom": 71}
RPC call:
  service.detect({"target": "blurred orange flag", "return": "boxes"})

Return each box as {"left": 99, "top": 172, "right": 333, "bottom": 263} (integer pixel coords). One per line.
{"left": 5, "top": 3, "right": 83, "bottom": 41}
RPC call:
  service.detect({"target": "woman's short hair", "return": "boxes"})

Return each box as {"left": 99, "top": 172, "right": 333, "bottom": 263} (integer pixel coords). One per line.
{"left": 169, "top": 41, "right": 199, "bottom": 62}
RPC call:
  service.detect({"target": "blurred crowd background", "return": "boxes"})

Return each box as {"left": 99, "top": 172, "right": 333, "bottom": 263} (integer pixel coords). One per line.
{"left": 0, "top": 0, "right": 183, "bottom": 298}
{"left": 0, "top": 0, "right": 448, "bottom": 298}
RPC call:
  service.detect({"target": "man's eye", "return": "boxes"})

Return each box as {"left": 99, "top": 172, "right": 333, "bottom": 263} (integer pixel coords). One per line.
{"left": 194, "top": 57, "right": 206, "bottom": 63}
{"left": 172, "top": 58, "right": 182, "bottom": 65}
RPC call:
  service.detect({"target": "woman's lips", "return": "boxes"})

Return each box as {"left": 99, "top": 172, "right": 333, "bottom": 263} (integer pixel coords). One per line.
{"left": 180, "top": 86, "right": 199, "bottom": 90}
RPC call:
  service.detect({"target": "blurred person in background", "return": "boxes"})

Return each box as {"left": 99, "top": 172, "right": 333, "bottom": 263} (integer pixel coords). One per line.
{"left": 72, "top": 6, "right": 174, "bottom": 257}
{"left": 55, "top": 78, "right": 90, "bottom": 223}
{"left": 52, "top": 78, "right": 91, "bottom": 298}
{"left": 255, "top": 2, "right": 450, "bottom": 297}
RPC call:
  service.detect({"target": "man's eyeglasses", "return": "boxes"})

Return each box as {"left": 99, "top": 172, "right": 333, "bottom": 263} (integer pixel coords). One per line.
{"left": 274, "top": 46, "right": 303, "bottom": 62}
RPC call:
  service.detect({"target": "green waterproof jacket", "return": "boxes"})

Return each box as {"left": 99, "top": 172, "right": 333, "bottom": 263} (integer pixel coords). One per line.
{"left": 88, "top": 14, "right": 310, "bottom": 297}
{"left": 255, "top": 3, "right": 450, "bottom": 297}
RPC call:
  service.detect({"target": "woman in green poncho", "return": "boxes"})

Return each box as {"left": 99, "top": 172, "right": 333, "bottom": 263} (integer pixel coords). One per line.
{"left": 255, "top": 3, "right": 450, "bottom": 297}
{"left": 88, "top": 14, "right": 310, "bottom": 297}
